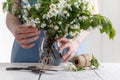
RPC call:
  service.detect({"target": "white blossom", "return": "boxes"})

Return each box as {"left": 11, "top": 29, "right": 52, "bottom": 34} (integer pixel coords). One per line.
{"left": 23, "top": 0, "right": 29, "bottom": 3}
{"left": 64, "top": 62, "right": 77, "bottom": 71}
{"left": 35, "top": 18, "right": 40, "bottom": 23}
{"left": 73, "top": 24, "right": 80, "bottom": 29}
{"left": 61, "top": 10, "right": 69, "bottom": 17}
{"left": 56, "top": 4, "right": 61, "bottom": 10}
{"left": 66, "top": 13, "right": 70, "bottom": 17}
{"left": 65, "top": 26, "right": 68, "bottom": 33}
{"left": 18, "top": 15, "right": 21, "bottom": 18}
{"left": 70, "top": 19, "right": 75, "bottom": 24}
{"left": 74, "top": 2, "right": 79, "bottom": 8}
{"left": 82, "top": 16, "right": 88, "bottom": 20}
{"left": 69, "top": 31, "right": 76, "bottom": 37}
{"left": 41, "top": 23, "right": 46, "bottom": 28}
{"left": 25, "top": 21, "right": 30, "bottom": 27}
{"left": 82, "top": 0, "right": 90, "bottom": 4}
{"left": 83, "top": 6, "right": 87, "bottom": 10}
{"left": 26, "top": 20, "right": 33, "bottom": 27}
{"left": 77, "top": 14, "right": 80, "bottom": 17}
{"left": 26, "top": 4, "right": 31, "bottom": 10}
{"left": 23, "top": 9, "right": 28, "bottom": 16}
{"left": 50, "top": 4, "right": 56, "bottom": 9}
{"left": 50, "top": 9, "right": 58, "bottom": 16}
{"left": 59, "top": 0, "right": 66, "bottom": 5}
{"left": 31, "top": 23, "right": 36, "bottom": 27}
{"left": 49, "top": 20, "right": 52, "bottom": 23}
{"left": 78, "top": 0, "right": 82, "bottom": 3}
{"left": 79, "top": 16, "right": 88, "bottom": 21}
{"left": 66, "top": 0, "right": 71, "bottom": 3}
{"left": 22, "top": 15, "right": 27, "bottom": 21}
{"left": 54, "top": 25, "right": 59, "bottom": 30}
{"left": 49, "top": 24, "right": 54, "bottom": 28}
{"left": 35, "top": 3, "right": 41, "bottom": 10}
{"left": 69, "top": 31, "right": 78, "bottom": 37}
{"left": 47, "top": 12, "right": 54, "bottom": 18}
{"left": 30, "top": 19, "right": 37, "bottom": 27}
{"left": 42, "top": 14, "right": 49, "bottom": 20}
{"left": 58, "top": 21, "right": 62, "bottom": 25}
{"left": 63, "top": 10, "right": 68, "bottom": 14}
{"left": 65, "top": 3, "right": 71, "bottom": 9}
{"left": 87, "top": 1, "right": 94, "bottom": 12}
{"left": 23, "top": 5, "right": 27, "bottom": 9}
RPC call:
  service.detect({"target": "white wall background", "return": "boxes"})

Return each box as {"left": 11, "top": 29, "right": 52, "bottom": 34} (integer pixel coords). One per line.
{"left": 87, "top": 0, "right": 120, "bottom": 62}
{"left": 102, "top": 0, "right": 120, "bottom": 62}
{"left": 0, "top": 0, "right": 120, "bottom": 63}
{"left": 0, "top": 0, "right": 14, "bottom": 62}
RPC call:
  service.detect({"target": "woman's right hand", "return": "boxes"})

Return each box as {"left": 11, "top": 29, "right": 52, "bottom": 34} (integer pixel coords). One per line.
{"left": 13, "top": 24, "right": 40, "bottom": 49}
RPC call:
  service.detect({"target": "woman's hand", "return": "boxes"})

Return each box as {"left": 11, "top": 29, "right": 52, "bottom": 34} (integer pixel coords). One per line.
{"left": 56, "top": 37, "right": 79, "bottom": 62}
{"left": 13, "top": 24, "right": 40, "bottom": 48}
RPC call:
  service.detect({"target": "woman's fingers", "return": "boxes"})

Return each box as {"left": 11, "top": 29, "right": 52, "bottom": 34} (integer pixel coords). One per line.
{"left": 63, "top": 50, "right": 75, "bottom": 62}
{"left": 14, "top": 24, "right": 40, "bottom": 48}
{"left": 56, "top": 37, "right": 75, "bottom": 62}
{"left": 56, "top": 37, "right": 70, "bottom": 50}
{"left": 62, "top": 47, "right": 75, "bottom": 62}
{"left": 18, "top": 35, "right": 39, "bottom": 44}
{"left": 17, "top": 26, "right": 39, "bottom": 34}
{"left": 56, "top": 37, "right": 68, "bottom": 43}
{"left": 59, "top": 42, "right": 69, "bottom": 50}
{"left": 16, "top": 31, "right": 40, "bottom": 40}
{"left": 21, "top": 43, "right": 35, "bottom": 49}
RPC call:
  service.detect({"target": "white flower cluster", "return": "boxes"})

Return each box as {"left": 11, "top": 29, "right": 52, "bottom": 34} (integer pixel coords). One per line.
{"left": 17, "top": 0, "right": 93, "bottom": 38}
{"left": 35, "top": 3, "right": 41, "bottom": 10}
{"left": 22, "top": 3, "right": 41, "bottom": 27}
{"left": 74, "top": 0, "right": 93, "bottom": 12}
{"left": 25, "top": 18, "right": 40, "bottom": 27}
{"left": 79, "top": 16, "right": 88, "bottom": 21}
{"left": 63, "top": 62, "right": 77, "bottom": 71}
{"left": 23, "top": 3, "right": 31, "bottom": 10}
{"left": 41, "top": 0, "right": 72, "bottom": 33}
{"left": 43, "top": 1, "right": 64, "bottom": 19}
{"left": 83, "top": 0, "right": 94, "bottom": 12}
{"left": 2, "top": 0, "right": 116, "bottom": 43}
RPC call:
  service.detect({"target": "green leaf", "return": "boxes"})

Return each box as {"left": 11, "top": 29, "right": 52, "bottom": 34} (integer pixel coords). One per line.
{"left": 109, "top": 28, "right": 116, "bottom": 40}
{"left": 90, "top": 55, "right": 99, "bottom": 69}
{"left": 80, "top": 19, "right": 91, "bottom": 30}
{"left": 70, "top": 0, "right": 77, "bottom": 5}
{"left": 2, "top": 2, "right": 7, "bottom": 12}
{"left": 90, "top": 15, "right": 101, "bottom": 28}
{"left": 8, "top": 2, "right": 13, "bottom": 13}
{"left": 72, "top": 67, "right": 85, "bottom": 72}
{"left": 99, "top": 15, "right": 116, "bottom": 39}
{"left": 14, "top": 8, "right": 19, "bottom": 15}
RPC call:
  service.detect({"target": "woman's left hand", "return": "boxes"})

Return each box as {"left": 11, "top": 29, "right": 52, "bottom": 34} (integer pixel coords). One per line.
{"left": 56, "top": 37, "right": 79, "bottom": 62}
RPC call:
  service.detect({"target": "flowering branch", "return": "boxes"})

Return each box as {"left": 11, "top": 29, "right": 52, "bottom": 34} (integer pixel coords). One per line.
{"left": 2, "top": 0, "right": 116, "bottom": 40}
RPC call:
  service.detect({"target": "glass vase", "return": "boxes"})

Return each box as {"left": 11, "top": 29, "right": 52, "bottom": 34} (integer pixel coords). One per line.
{"left": 38, "top": 31, "right": 62, "bottom": 66}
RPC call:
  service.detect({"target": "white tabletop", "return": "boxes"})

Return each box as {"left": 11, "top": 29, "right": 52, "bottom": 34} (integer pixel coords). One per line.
{"left": 0, "top": 63, "right": 120, "bottom": 80}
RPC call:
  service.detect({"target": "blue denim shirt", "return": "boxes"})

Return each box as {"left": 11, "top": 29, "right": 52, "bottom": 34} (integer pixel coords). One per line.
{"left": 11, "top": 0, "right": 87, "bottom": 65}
